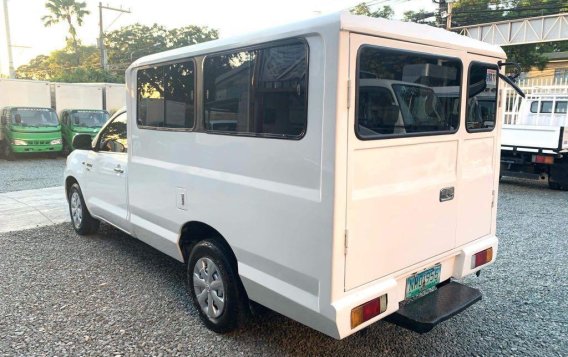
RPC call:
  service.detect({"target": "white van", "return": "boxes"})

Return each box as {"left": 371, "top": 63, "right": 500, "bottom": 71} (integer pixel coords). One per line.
{"left": 64, "top": 13, "right": 507, "bottom": 339}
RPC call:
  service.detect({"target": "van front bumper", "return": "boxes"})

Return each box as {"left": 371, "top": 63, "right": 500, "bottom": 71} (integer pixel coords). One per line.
{"left": 332, "top": 235, "right": 498, "bottom": 339}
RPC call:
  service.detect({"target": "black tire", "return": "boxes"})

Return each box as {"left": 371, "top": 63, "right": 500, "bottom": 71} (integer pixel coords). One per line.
{"left": 187, "top": 239, "right": 248, "bottom": 333}
{"left": 3, "top": 143, "right": 14, "bottom": 161}
{"left": 548, "top": 180, "right": 561, "bottom": 190}
{"left": 68, "top": 183, "right": 100, "bottom": 235}
{"left": 62, "top": 142, "right": 72, "bottom": 156}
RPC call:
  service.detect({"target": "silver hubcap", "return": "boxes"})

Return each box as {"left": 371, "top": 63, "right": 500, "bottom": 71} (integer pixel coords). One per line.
{"left": 70, "top": 191, "right": 83, "bottom": 228}
{"left": 193, "top": 257, "right": 225, "bottom": 319}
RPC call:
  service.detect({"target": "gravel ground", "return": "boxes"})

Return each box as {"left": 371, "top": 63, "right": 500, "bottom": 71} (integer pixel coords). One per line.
{"left": 0, "top": 156, "right": 66, "bottom": 193}
{"left": 0, "top": 179, "right": 566, "bottom": 356}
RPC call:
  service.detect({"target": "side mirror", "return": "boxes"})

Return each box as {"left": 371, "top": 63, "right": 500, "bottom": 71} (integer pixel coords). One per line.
{"left": 114, "top": 141, "right": 126, "bottom": 153}
{"left": 72, "top": 134, "right": 93, "bottom": 150}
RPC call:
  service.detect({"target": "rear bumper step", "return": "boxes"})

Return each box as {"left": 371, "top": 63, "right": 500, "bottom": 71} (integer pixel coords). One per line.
{"left": 385, "top": 281, "right": 482, "bottom": 333}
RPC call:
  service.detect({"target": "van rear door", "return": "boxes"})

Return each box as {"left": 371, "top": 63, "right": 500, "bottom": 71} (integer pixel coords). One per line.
{"left": 344, "top": 34, "right": 486, "bottom": 291}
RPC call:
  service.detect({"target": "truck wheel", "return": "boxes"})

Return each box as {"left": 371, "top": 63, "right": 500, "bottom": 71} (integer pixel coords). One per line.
{"left": 63, "top": 142, "right": 72, "bottom": 156}
{"left": 188, "top": 239, "right": 248, "bottom": 333}
{"left": 548, "top": 180, "right": 561, "bottom": 190}
{"left": 68, "top": 183, "right": 100, "bottom": 235}
{"left": 3, "top": 144, "right": 14, "bottom": 161}
{"left": 549, "top": 163, "right": 568, "bottom": 191}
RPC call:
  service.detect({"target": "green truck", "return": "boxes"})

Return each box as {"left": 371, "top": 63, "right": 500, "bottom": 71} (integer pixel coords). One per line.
{"left": 0, "top": 107, "right": 62, "bottom": 160}
{"left": 0, "top": 79, "right": 62, "bottom": 160}
{"left": 60, "top": 109, "right": 110, "bottom": 152}
{"left": 54, "top": 83, "right": 109, "bottom": 153}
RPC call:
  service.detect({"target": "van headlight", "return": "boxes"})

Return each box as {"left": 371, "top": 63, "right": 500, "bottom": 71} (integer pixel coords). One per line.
{"left": 11, "top": 139, "right": 27, "bottom": 146}
{"left": 50, "top": 139, "right": 62, "bottom": 145}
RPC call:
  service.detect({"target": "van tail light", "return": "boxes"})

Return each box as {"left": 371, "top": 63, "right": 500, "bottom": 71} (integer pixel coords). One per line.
{"left": 532, "top": 155, "right": 554, "bottom": 164}
{"left": 351, "top": 294, "right": 388, "bottom": 329}
{"left": 471, "top": 247, "right": 493, "bottom": 269}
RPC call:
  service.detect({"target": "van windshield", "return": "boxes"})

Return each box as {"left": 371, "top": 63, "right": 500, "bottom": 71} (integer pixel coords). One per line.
{"left": 10, "top": 108, "right": 59, "bottom": 127}
{"left": 70, "top": 110, "right": 109, "bottom": 128}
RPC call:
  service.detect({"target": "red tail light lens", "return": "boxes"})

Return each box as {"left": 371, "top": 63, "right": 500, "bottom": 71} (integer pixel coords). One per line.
{"left": 351, "top": 294, "right": 387, "bottom": 329}
{"left": 471, "top": 247, "right": 493, "bottom": 269}
{"left": 532, "top": 155, "right": 554, "bottom": 164}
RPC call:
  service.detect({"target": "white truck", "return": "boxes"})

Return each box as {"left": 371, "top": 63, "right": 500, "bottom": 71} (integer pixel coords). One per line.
{"left": 0, "top": 78, "right": 62, "bottom": 158}
{"left": 64, "top": 13, "right": 520, "bottom": 339}
{"left": 501, "top": 93, "right": 568, "bottom": 189}
{"left": 53, "top": 83, "right": 104, "bottom": 114}
{"left": 103, "top": 83, "right": 126, "bottom": 114}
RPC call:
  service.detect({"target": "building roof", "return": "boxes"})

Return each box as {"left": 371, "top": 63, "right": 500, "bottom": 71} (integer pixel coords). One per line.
{"left": 545, "top": 51, "right": 568, "bottom": 61}
{"left": 131, "top": 12, "right": 505, "bottom": 70}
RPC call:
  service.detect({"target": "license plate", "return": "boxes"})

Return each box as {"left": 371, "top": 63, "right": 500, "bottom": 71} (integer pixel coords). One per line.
{"left": 405, "top": 264, "right": 442, "bottom": 299}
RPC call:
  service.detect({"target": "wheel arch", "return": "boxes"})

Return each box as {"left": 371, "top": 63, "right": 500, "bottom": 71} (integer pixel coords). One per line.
{"left": 178, "top": 221, "right": 238, "bottom": 267}
{"left": 65, "top": 175, "right": 78, "bottom": 201}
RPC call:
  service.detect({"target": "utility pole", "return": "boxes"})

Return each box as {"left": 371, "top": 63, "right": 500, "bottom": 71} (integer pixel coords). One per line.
{"left": 98, "top": 2, "right": 130, "bottom": 70}
{"left": 446, "top": 1, "right": 454, "bottom": 30}
{"left": 434, "top": 0, "right": 455, "bottom": 30}
{"left": 2, "top": 0, "right": 15, "bottom": 78}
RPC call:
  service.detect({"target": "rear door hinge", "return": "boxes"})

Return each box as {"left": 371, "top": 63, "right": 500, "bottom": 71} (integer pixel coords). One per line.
{"left": 344, "top": 229, "right": 349, "bottom": 255}
{"left": 491, "top": 190, "right": 496, "bottom": 208}
{"left": 347, "top": 79, "right": 351, "bottom": 109}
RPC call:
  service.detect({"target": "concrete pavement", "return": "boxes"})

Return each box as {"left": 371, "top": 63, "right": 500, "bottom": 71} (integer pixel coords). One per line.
{"left": 0, "top": 186, "right": 69, "bottom": 233}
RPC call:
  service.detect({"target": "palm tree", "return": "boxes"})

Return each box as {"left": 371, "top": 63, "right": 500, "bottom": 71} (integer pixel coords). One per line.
{"left": 42, "top": 0, "right": 90, "bottom": 62}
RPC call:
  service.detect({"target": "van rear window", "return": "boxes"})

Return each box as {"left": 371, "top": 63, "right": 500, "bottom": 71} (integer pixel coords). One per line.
{"left": 356, "top": 46, "right": 462, "bottom": 139}
{"left": 466, "top": 62, "right": 498, "bottom": 132}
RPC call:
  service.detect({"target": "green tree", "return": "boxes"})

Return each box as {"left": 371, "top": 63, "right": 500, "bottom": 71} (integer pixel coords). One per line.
{"left": 351, "top": 3, "right": 394, "bottom": 19}
{"left": 452, "top": 0, "right": 568, "bottom": 27}
{"left": 16, "top": 23, "right": 218, "bottom": 83}
{"left": 42, "top": 0, "right": 90, "bottom": 63}
{"left": 104, "top": 24, "right": 219, "bottom": 74}
{"left": 403, "top": 9, "right": 436, "bottom": 25}
{"left": 452, "top": 0, "right": 568, "bottom": 72}
{"left": 16, "top": 45, "right": 121, "bottom": 82}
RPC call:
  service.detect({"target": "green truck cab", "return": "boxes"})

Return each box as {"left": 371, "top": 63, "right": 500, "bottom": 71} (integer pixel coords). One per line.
{"left": 60, "top": 109, "right": 110, "bottom": 152}
{"left": 0, "top": 107, "right": 62, "bottom": 159}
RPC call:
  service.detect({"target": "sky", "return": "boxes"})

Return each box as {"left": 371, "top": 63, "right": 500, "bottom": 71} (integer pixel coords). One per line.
{"left": 0, "top": 0, "right": 436, "bottom": 75}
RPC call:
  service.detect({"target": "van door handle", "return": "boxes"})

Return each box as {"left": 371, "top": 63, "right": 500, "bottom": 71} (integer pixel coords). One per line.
{"left": 114, "top": 165, "right": 124, "bottom": 174}
{"left": 440, "top": 187, "right": 454, "bottom": 202}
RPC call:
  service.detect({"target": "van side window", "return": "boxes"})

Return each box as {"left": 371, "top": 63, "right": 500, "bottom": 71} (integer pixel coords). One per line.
{"left": 137, "top": 60, "right": 195, "bottom": 129}
{"left": 540, "top": 101, "right": 553, "bottom": 114}
{"left": 467, "top": 62, "right": 498, "bottom": 132}
{"left": 99, "top": 112, "right": 128, "bottom": 153}
{"left": 203, "top": 41, "right": 308, "bottom": 139}
{"left": 556, "top": 101, "right": 567, "bottom": 114}
{"left": 356, "top": 46, "right": 462, "bottom": 139}
{"left": 530, "top": 101, "right": 538, "bottom": 113}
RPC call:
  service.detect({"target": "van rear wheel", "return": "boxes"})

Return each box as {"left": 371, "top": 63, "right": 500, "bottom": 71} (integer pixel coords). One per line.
{"left": 68, "top": 183, "right": 100, "bottom": 235}
{"left": 188, "top": 239, "right": 247, "bottom": 333}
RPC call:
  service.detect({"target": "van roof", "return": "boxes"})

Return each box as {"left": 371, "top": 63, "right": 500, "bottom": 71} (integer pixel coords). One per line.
{"left": 131, "top": 12, "right": 505, "bottom": 70}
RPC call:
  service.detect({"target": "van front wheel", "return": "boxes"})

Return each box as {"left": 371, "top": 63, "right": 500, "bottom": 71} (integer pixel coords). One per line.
{"left": 68, "top": 183, "right": 100, "bottom": 235}
{"left": 188, "top": 239, "right": 247, "bottom": 333}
